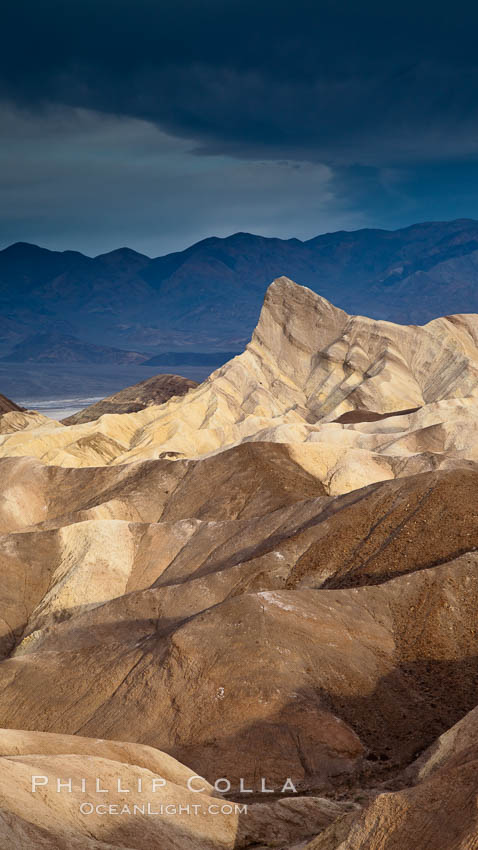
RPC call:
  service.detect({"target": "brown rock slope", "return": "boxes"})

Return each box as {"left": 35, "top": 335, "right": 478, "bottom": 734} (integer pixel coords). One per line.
{"left": 311, "top": 699, "right": 478, "bottom": 849}
{"left": 0, "top": 728, "right": 353, "bottom": 849}
{"left": 0, "top": 442, "right": 326, "bottom": 532}
{"left": 307, "top": 705, "right": 478, "bottom": 850}
{"left": 3, "top": 555, "right": 478, "bottom": 795}
{"left": 0, "top": 392, "right": 23, "bottom": 414}
{"left": 1, "top": 281, "right": 478, "bottom": 847}
{"left": 62, "top": 373, "right": 198, "bottom": 425}
{"left": 1, "top": 463, "right": 478, "bottom": 805}
{"left": 0, "top": 728, "right": 234, "bottom": 850}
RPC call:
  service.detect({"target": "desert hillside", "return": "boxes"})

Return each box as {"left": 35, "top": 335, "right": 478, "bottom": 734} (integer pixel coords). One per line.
{"left": 0, "top": 391, "right": 23, "bottom": 414}
{"left": 1, "top": 279, "right": 478, "bottom": 847}
{"left": 62, "top": 373, "right": 198, "bottom": 424}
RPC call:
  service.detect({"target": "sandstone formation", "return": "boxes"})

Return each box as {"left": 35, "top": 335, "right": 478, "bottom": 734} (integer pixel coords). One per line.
{"left": 0, "top": 728, "right": 354, "bottom": 849}
{"left": 1, "top": 279, "right": 478, "bottom": 848}
{"left": 0, "top": 409, "right": 54, "bottom": 435}
{"left": 3, "top": 278, "right": 478, "bottom": 485}
{"left": 62, "top": 373, "right": 198, "bottom": 425}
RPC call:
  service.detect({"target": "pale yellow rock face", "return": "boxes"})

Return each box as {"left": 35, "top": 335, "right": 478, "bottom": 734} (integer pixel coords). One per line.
{"left": 0, "top": 728, "right": 235, "bottom": 849}
{"left": 0, "top": 729, "right": 352, "bottom": 850}
{"left": 2, "top": 277, "right": 478, "bottom": 494}
{"left": 0, "top": 410, "right": 58, "bottom": 434}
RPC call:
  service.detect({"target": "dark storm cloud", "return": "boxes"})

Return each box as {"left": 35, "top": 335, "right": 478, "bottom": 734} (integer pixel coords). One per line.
{"left": 2, "top": 0, "right": 478, "bottom": 166}
{"left": 2, "top": 0, "right": 478, "bottom": 255}
{"left": 0, "top": 104, "right": 356, "bottom": 255}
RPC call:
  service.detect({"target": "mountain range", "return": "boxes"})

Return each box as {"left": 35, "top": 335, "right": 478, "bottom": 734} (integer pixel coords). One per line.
{"left": 3, "top": 218, "right": 478, "bottom": 363}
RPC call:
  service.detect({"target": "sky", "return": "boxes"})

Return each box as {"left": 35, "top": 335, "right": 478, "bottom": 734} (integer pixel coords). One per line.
{"left": 1, "top": 0, "right": 478, "bottom": 257}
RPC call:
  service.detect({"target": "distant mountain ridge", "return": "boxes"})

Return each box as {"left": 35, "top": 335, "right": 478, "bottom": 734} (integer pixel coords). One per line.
{"left": 143, "top": 351, "right": 240, "bottom": 367}
{"left": 1, "top": 332, "right": 148, "bottom": 365}
{"left": 3, "top": 219, "right": 478, "bottom": 357}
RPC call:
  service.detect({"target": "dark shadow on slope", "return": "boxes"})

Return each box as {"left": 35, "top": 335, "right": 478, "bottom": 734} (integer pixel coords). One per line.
{"left": 286, "top": 466, "right": 478, "bottom": 590}
{"left": 167, "top": 657, "right": 478, "bottom": 801}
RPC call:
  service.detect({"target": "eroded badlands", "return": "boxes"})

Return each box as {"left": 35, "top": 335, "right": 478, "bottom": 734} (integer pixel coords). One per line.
{"left": 1, "top": 279, "right": 478, "bottom": 848}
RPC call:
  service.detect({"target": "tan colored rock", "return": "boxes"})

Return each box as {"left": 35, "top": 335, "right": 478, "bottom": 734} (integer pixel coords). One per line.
{"left": 1, "top": 459, "right": 478, "bottom": 802}
{"left": 0, "top": 409, "right": 57, "bottom": 434}
{"left": 0, "top": 441, "right": 325, "bottom": 533}
{"left": 2, "top": 278, "right": 478, "bottom": 480}
{"left": 2, "top": 281, "right": 478, "bottom": 847}
{"left": 0, "top": 728, "right": 234, "bottom": 849}
{"left": 3, "top": 553, "right": 478, "bottom": 798}
{"left": 0, "top": 729, "right": 351, "bottom": 849}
